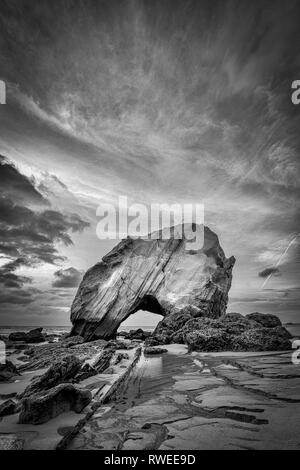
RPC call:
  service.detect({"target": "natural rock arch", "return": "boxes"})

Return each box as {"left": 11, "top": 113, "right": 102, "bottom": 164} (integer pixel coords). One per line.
{"left": 116, "top": 295, "right": 165, "bottom": 334}
{"left": 72, "top": 294, "right": 166, "bottom": 341}
{"left": 70, "top": 225, "right": 235, "bottom": 341}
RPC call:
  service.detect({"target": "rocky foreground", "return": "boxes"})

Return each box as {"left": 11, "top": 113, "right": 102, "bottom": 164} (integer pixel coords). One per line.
{"left": 0, "top": 324, "right": 298, "bottom": 450}
{"left": 0, "top": 330, "right": 142, "bottom": 449}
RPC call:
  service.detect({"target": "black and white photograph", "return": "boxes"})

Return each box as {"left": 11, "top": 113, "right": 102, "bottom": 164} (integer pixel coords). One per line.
{"left": 0, "top": 0, "right": 300, "bottom": 455}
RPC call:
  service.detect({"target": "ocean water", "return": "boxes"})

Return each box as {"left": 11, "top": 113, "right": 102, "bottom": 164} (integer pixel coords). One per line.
{"left": 0, "top": 324, "right": 156, "bottom": 337}
{"left": 0, "top": 325, "right": 71, "bottom": 337}
{"left": 284, "top": 323, "right": 300, "bottom": 338}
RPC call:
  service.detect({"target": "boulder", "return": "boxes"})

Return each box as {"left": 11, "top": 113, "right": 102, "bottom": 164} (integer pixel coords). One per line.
{"left": 8, "top": 332, "right": 28, "bottom": 342}
{"left": 26, "top": 328, "right": 45, "bottom": 343}
{"left": 20, "top": 355, "right": 82, "bottom": 398}
{"left": 149, "top": 313, "right": 292, "bottom": 352}
{"left": 0, "top": 361, "right": 20, "bottom": 382}
{"left": 0, "top": 399, "right": 17, "bottom": 417}
{"left": 70, "top": 225, "right": 235, "bottom": 341}
{"left": 18, "top": 384, "right": 92, "bottom": 425}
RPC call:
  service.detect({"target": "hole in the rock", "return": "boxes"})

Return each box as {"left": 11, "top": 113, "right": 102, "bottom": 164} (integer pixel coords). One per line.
{"left": 117, "top": 310, "right": 164, "bottom": 334}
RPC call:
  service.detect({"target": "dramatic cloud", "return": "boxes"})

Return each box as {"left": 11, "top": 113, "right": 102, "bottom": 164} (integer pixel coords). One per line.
{"left": 258, "top": 267, "right": 281, "bottom": 278}
{"left": 0, "top": 155, "right": 47, "bottom": 206}
{"left": 52, "top": 267, "right": 83, "bottom": 288}
{"left": 0, "top": 157, "right": 89, "bottom": 307}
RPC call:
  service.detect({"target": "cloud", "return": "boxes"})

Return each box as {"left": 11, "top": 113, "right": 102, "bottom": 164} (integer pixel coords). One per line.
{"left": 258, "top": 267, "right": 281, "bottom": 278}
{"left": 0, "top": 290, "right": 35, "bottom": 305}
{"left": 52, "top": 267, "right": 83, "bottom": 288}
{"left": 0, "top": 196, "right": 89, "bottom": 262}
{"left": 0, "top": 155, "right": 47, "bottom": 206}
{"left": 0, "top": 156, "right": 89, "bottom": 305}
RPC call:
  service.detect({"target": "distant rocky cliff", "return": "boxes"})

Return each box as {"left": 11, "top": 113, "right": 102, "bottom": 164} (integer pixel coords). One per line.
{"left": 70, "top": 225, "right": 235, "bottom": 341}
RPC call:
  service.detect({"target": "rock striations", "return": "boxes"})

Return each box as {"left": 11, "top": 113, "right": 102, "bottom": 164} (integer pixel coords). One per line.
{"left": 70, "top": 225, "right": 235, "bottom": 341}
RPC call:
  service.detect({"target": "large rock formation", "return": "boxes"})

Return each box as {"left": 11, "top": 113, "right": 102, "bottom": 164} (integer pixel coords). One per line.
{"left": 70, "top": 225, "right": 235, "bottom": 341}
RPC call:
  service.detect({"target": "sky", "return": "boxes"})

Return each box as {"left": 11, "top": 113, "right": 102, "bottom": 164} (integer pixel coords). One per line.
{"left": 0, "top": 0, "right": 299, "bottom": 326}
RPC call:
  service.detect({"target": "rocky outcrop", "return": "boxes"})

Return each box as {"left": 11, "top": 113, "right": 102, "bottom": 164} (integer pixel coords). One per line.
{"left": 18, "top": 384, "right": 92, "bottom": 425}
{"left": 147, "top": 312, "right": 292, "bottom": 351}
{"left": 20, "top": 355, "right": 82, "bottom": 399}
{"left": 70, "top": 225, "right": 235, "bottom": 341}
{"left": 9, "top": 328, "right": 45, "bottom": 344}
{"left": 18, "top": 338, "right": 108, "bottom": 371}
